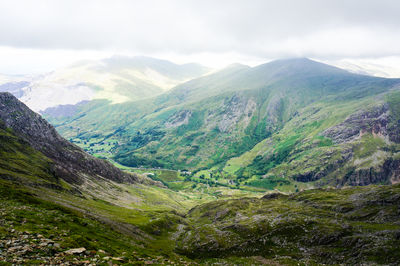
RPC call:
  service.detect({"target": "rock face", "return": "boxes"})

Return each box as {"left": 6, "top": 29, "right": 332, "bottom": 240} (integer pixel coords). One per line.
{"left": 0, "top": 92, "right": 138, "bottom": 184}
{"left": 321, "top": 103, "right": 400, "bottom": 186}
{"left": 165, "top": 110, "right": 192, "bottom": 128}
{"left": 255, "top": 95, "right": 400, "bottom": 187}
{"left": 322, "top": 104, "right": 390, "bottom": 144}
{"left": 217, "top": 96, "right": 257, "bottom": 133}
{"left": 340, "top": 157, "right": 400, "bottom": 186}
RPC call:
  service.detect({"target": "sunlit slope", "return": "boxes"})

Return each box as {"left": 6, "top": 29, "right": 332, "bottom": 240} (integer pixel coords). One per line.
{"left": 222, "top": 91, "right": 400, "bottom": 189}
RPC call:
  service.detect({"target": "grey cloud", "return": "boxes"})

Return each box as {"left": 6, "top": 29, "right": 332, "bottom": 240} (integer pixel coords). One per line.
{"left": 0, "top": 0, "right": 399, "bottom": 59}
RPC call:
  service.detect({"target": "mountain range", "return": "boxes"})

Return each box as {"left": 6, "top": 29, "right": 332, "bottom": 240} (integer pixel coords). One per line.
{"left": 29, "top": 57, "right": 400, "bottom": 193}
{"left": 1, "top": 56, "right": 400, "bottom": 264}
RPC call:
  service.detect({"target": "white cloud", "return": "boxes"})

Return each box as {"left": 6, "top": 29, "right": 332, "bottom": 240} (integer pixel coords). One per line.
{"left": 0, "top": 46, "right": 112, "bottom": 74}
{"left": 0, "top": 0, "right": 400, "bottom": 74}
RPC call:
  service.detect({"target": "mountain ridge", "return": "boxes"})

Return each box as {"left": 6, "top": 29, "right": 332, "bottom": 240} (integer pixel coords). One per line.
{"left": 0, "top": 92, "right": 145, "bottom": 185}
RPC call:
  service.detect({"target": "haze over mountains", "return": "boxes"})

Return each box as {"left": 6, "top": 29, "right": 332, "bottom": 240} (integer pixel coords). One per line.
{"left": 2, "top": 55, "right": 400, "bottom": 113}
{"left": 0, "top": 56, "right": 210, "bottom": 112}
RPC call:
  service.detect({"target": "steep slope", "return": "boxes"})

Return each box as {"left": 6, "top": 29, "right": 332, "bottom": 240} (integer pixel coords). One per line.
{"left": 0, "top": 93, "right": 254, "bottom": 264}
{"left": 222, "top": 91, "right": 400, "bottom": 190}
{"left": 0, "top": 92, "right": 139, "bottom": 185}
{"left": 0, "top": 118, "right": 59, "bottom": 188}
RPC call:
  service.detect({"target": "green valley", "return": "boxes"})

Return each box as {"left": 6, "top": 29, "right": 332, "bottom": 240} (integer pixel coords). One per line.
{"left": 45, "top": 58, "right": 400, "bottom": 192}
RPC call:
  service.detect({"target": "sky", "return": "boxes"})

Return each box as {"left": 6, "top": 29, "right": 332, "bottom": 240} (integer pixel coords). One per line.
{"left": 0, "top": 0, "right": 400, "bottom": 75}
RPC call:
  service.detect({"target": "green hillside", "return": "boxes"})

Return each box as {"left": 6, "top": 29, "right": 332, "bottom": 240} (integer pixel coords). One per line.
{"left": 46, "top": 58, "right": 400, "bottom": 191}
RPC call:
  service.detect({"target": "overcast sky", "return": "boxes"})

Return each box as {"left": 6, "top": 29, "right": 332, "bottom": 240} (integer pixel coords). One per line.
{"left": 0, "top": 0, "right": 400, "bottom": 74}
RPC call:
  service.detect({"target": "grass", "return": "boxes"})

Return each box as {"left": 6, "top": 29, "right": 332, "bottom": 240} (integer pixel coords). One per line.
{"left": 0, "top": 179, "right": 192, "bottom": 264}
{"left": 47, "top": 85, "right": 400, "bottom": 194}
{"left": 0, "top": 125, "right": 59, "bottom": 186}
{"left": 176, "top": 184, "right": 400, "bottom": 264}
{"left": 353, "top": 134, "right": 386, "bottom": 158}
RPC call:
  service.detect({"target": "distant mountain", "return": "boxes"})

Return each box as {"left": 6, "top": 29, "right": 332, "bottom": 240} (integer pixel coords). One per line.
{"left": 0, "top": 56, "right": 210, "bottom": 112}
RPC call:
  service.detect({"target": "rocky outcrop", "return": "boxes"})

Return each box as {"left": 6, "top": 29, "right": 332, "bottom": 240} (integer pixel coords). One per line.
{"left": 317, "top": 103, "right": 400, "bottom": 186}
{"left": 322, "top": 104, "right": 389, "bottom": 144}
{"left": 339, "top": 158, "right": 400, "bottom": 186}
{"left": 165, "top": 110, "right": 192, "bottom": 128}
{"left": 289, "top": 148, "right": 353, "bottom": 183}
{"left": 0, "top": 92, "right": 138, "bottom": 184}
{"left": 217, "top": 96, "right": 256, "bottom": 133}
{"left": 265, "top": 94, "right": 284, "bottom": 127}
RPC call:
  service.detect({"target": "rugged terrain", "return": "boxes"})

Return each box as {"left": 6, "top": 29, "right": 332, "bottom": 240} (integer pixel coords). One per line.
{"left": 176, "top": 185, "right": 400, "bottom": 265}
{"left": 1, "top": 59, "right": 400, "bottom": 265}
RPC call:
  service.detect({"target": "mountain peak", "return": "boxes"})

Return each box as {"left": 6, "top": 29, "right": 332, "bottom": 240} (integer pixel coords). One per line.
{"left": 252, "top": 57, "right": 351, "bottom": 78}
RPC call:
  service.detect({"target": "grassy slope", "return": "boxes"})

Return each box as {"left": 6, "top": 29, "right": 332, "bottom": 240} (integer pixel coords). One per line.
{"left": 0, "top": 125, "right": 173, "bottom": 263}
{"left": 110, "top": 65, "right": 400, "bottom": 191}
{"left": 0, "top": 179, "right": 187, "bottom": 265}
{"left": 0, "top": 122, "right": 64, "bottom": 188}
{"left": 118, "top": 75, "right": 393, "bottom": 166}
